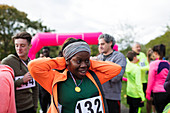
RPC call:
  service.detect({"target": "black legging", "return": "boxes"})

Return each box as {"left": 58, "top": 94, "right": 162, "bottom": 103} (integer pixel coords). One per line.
{"left": 153, "top": 92, "right": 170, "bottom": 113}
{"left": 129, "top": 105, "right": 139, "bottom": 113}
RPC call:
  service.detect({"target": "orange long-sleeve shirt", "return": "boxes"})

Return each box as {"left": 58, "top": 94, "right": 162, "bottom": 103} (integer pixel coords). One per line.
{"left": 28, "top": 57, "right": 121, "bottom": 113}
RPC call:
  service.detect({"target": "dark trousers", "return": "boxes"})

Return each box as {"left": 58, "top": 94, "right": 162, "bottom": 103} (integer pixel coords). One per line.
{"left": 17, "top": 107, "right": 36, "bottom": 113}
{"left": 153, "top": 92, "right": 170, "bottom": 113}
{"left": 127, "top": 96, "right": 144, "bottom": 113}
{"left": 142, "top": 83, "right": 147, "bottom": 96}
{"left": 106, "top": 99, "right": 120, "bottom": 113}
{"left": 39, "top": 84, "right": 51, "bottom": 113}
{"left": 129, "top": 105, "right": 139, "bottom": 113}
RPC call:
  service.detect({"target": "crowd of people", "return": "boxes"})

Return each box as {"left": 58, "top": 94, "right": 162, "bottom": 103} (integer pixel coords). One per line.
{"left": 0, "top": 31, "right": 170, "bottom": 113}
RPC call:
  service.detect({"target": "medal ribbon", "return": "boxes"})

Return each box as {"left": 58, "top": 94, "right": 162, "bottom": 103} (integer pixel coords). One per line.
{"left": 69, "top": 71, "right": 83, "bottom": 88}
{"left": 20, "top": 58, "right": 30, "bottom": 68}
{"left": 21, "top": 59, "right": 28, "bottom": 67}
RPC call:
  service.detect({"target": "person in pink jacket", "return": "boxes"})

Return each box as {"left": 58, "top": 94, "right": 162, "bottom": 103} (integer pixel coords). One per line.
{"left": 146, "top": 44, "right": 170, "bottom": 113}
{"left": 0, "top": 64, "right": 16, "bottom": 113}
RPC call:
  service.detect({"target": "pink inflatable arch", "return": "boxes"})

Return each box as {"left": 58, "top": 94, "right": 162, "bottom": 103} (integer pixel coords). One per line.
{"left": 28, "top": 32, "right": 127, "bottom": 81}
{"left": 28, "top": 32, "right": 102, "bottom": 60}
{"left": 113, "top": 44, "right": 118, "bottom": 51}
{"left": 122, "top": 77, "right": 127, "bottom": 81}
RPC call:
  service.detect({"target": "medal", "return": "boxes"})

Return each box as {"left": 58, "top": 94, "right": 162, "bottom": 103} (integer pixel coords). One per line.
{"left": 69, "top": 71, "right": 83, "bottom": 93}
{"left": 75, "top": 86, "right": 81, "bottom": 92}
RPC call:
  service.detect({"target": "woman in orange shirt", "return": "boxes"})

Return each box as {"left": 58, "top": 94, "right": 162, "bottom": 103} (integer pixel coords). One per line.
{"left": 28, "top": 39, "right": 121, "bottom": 113}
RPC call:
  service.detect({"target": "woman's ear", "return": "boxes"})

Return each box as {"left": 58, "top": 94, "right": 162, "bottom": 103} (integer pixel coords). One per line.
{"left": 66, "top": 60, "right": 69, "bottom": 65}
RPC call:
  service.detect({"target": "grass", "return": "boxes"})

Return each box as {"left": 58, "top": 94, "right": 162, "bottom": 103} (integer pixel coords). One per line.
{"left": 121, "top": 80, "right": 147, "bottom": 113}
{"left": 37, "top": 101, "right": 41, "bottom": 113}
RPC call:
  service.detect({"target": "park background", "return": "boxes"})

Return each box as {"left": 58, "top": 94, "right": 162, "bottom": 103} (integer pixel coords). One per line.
{"left": 1, "top": 2, "right": 170, "bottom": 113}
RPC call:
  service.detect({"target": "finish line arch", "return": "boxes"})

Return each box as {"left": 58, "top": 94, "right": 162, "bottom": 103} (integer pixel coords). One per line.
{"left": 28, "top": 32, "right": 127, "bottom": 81}
{"left": 28, "top": 32, "right": 102, "bottom": 60}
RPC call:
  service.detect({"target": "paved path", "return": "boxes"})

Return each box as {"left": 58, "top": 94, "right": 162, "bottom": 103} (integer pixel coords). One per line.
{"left": 121, "top": 103, "right": 129, "bottom": 113}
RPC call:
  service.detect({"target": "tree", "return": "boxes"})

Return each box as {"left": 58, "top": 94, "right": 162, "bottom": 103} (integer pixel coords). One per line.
{"left": 112, "top": 23, "right": 137, "bottom": 51}
{"left": 0, "top": 4, "right": 55, "bottom": 60}
{"left": 145, "top": 28, "right": 170, "bottom": 60}
{"left": 90, "top": 45, "right": 99, "bottom": 56}
{"left": 111, "top": 23, "right": 146, "bottom": 56}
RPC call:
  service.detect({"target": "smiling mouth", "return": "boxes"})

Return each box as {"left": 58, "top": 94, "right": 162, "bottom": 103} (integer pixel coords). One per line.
{"left": 79, "top": 70, "right": 87, "bottom": 75}
{"left": 80, "top": 70, "right": 86, "bottom": 73}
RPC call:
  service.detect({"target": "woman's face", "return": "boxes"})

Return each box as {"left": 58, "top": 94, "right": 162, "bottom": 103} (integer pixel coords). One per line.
{"left": 66, "top": 51, "right": 90, "bottom": 80}
{"left": 153, "top": 51, "right": 159, "bottom": 59}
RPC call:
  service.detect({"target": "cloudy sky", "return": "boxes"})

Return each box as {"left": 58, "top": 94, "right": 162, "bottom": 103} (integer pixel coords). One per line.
{"left": 1, "top": 0, "right": 170, "bottom": 44}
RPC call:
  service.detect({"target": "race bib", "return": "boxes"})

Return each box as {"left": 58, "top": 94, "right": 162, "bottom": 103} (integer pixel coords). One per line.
{"left": 139, "top": 59, "right": 146, "bottom": 67}
{"left": 75, "top": 96, "right": 104, "bottom": 113}
{"left": 15, "top": 75, "right": 36, "bottom": 90}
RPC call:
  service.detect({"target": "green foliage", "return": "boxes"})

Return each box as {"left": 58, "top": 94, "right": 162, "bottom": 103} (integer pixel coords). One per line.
{"left": 0, "top": 4, "right": 55, "bottom": 60}
{"left": 36, "top": 46, "right": 61, "bottom": 58}
{"left": 120, "top": 45, "right": 132, "bottom": 57}
{"left": 145, "top": 30, "right": 170, "bottom": 60}
{"left": 90, "top": 45, "right": 99, "bottom": 56}
{"left": 36, "top": 45, "right": 99, "bottom": 59}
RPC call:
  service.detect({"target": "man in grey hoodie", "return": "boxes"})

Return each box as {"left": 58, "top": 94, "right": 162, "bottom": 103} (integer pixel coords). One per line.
{"left": 97, "top": 34, "right": 126, "bottom": 113}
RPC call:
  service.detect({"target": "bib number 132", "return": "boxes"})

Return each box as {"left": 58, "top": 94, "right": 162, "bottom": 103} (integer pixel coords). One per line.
{"left": 75, "top": 96, "right": 104, "bottom": 113}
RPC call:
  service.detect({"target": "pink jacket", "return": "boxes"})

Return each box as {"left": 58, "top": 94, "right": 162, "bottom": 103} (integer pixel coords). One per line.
{"left": 146, "top": 60, "right": 170, "bottom": 100}
{"left": 0, "top": 65, "right": 16, "bottom": 113}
